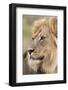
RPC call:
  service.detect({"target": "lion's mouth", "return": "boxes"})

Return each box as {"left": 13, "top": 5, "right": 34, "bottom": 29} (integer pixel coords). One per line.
{"left": 30, "top": 55, "right": 44, "bottom": 60}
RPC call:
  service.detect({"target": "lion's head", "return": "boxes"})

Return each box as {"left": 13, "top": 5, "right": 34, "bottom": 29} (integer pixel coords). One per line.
{"left": 27, "top": 17, "right": 57, "bottom": 74}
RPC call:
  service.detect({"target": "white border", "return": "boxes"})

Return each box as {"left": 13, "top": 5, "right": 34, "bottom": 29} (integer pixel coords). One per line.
{"left": 16, "top": 7, "right": 64, "bottom": 83}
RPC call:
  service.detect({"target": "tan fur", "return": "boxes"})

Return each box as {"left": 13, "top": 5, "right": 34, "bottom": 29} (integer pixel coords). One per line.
{"left": 27, "top": 17, "right": 57, "bottom": 74}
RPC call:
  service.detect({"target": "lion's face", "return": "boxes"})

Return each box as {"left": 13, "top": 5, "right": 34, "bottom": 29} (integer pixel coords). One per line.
{"left": 27, "top": 18, "right": 57, "bottom": 73}
{"left": 29, "top": 26, "right": 51, "bottom": 60}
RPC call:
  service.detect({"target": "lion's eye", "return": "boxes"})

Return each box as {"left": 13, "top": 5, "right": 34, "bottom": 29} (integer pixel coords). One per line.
{"left": 40, "top": 36, "right": 45, "bottom": 40}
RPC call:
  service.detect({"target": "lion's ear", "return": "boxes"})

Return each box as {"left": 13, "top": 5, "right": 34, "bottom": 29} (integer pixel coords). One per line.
{"left": 49, "top": 17, "right": 57, "bottom": 37}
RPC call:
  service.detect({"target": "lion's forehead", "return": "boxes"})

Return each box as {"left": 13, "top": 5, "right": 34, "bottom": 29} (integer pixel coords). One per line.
{"left": 32, "top": 19, "right": 49, "bottom": 39}
{"left": 31, "top": 17, "right": 57, "bottom": 39}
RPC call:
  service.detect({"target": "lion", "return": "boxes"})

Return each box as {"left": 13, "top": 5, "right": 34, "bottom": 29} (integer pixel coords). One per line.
{"left": 23, "top": 17, "right": 57, "bottom": 74}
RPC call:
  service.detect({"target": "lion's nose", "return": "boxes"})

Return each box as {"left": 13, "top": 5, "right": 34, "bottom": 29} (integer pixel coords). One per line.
{"left": 28, "top": 49, "right": 34, "bottom": 55}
